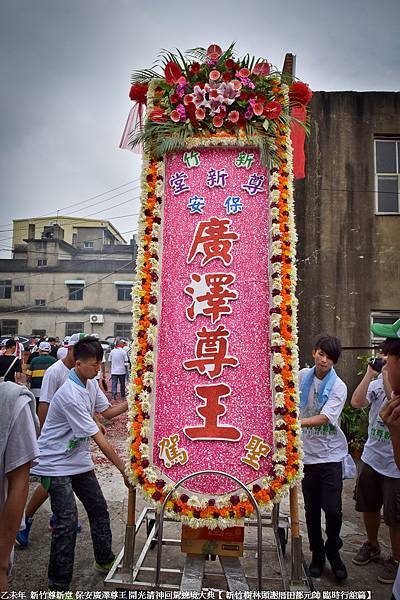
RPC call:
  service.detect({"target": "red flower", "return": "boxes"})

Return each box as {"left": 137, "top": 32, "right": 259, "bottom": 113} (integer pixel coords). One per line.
{"left": 164, "top": 61, "right": 182, "bottom": 85}
{"left": 225, "top": 58, "right": 235, "bottom": 69}
{"left": 263, "top": 101, "right": 282, "bottom": 119}
{"left": 129, "top": 83, "right": 148, "bottom": 104}
{"left": 238, "top": 67, "right": 250, "bottom": 78}
{"left": 148, "top": 108, "right": 168, "bottom": 123}
{"left": 227, "top": 110, "right": 239, "bottom": 123}
{"left": 195, "top": 108, "right": 206, "bottom": 120}
{"left": 209, "top": 69, "right": 221, "bottom": 81}
{"left": 170, "top": 110, "right": 180, "bottom": 123}
{"left": 207, "top": 44, "right": 223, "bottom": 60}
{"left": 256, "top": 93, "right": 266, "bottom": 104}
{"left": 213, "top": 115, "right": 224, "bottom": 128}
{"left": 253, "top": 103, "right": 264, "bottom": 116}
{"left": 289, "top": 81, "right": 312, "bottom": 106}
{"left": 222, "top": 71, "right": 232, "bottom": 83}
{"left": 252, "top": 61, "right": 270, "bottom": 76}
{"left": 239, "top": 90, "right": 249, "bottom": 101}
{"left": 190, "top": 62, "right": 201, "bottom": 74}
{"left": 170, "top": 93, "right": 180, "bottom": 105}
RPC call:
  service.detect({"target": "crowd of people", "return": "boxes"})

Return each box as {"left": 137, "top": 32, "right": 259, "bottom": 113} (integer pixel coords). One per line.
{"left": 1, "top": 320, "right": 400, "bottom": 596}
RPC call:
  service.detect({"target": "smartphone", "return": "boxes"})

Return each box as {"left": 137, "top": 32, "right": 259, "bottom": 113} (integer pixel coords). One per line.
{"left": 369, "top": 357, "right": 386, "bottom": 373}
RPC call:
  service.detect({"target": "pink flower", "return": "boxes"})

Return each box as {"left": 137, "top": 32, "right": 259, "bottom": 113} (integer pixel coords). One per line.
{"left": 177, "top": 76, "right": 187, "bottom": 86}
{"left": 231, "top": 79, "right": 242, "bottom": 91}
{"left": 207, "top": 44, "right": 223, "bottom": 60}
{"left": 213, "top": 115, "right": 224, "bottom": 128}
{"left": 192, "top": 85, "right": 209, "bottom": 109}
{"left": 252, "top": 61, "right": 270, "bottom": 76}
{"left": 263, "top": 100, "right": 282, "bottom": 119}
{"left": 217, "top": 82, "right": 240, "bottom": 105}
{"left": 170, "top": 110, "right": 181, "bottom": 123}
{"left": 195, "top": 108, "right": 206, "bottom": 120}
{"left": 176, "top": 103, "right": 186, "bottom": 121}
{"left": 227, "top": 110, "right": 239, "bottom": 123}
{"left": 238, "top": 67, "right": 250, "bottom": 78}
{"left": 209, "top": 70, "right": 221, "bottom": 81}
{"left": 183, "top": 94, "right": 193, "bottom": 106}
{"left": 253, "top": 103, "right": 264, "bottom": 116}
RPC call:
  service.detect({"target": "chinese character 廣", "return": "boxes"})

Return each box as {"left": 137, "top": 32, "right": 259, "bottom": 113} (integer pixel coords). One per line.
{"left": 183, "top": 325, "right": 239, "bottom": 379}
{"left": 241, "top": 435, "right": 271, "bottom": 470}
{"left": 241, "top": 173, "right": 266, "bottom": 196}
{"left": 187, "top": 196, "right": 206, "bottom": 214}
{"left": 206, "top": 168, "right": 228, "bottom": 188}
{"left": 169, "top": 171, "right": 190, "bottom": 196}
{"left": 183, "top": 151, "right": 201, "bottom": 169}
{"left": 158, "top": 434, "right": 188, "bottom": 468}
{"left": 224, "top": 196, "right": 243, "bottom": 215}
{"left": 185, "top": 272, "right": 238, "bottom": 323}
{"left": 187, "top": 217, "right": 239, "bottom": 267}
{"left": 235, "top": 151, "right": 255, "bottom": 170}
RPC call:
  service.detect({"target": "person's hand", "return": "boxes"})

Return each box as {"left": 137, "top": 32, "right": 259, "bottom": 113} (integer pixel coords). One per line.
{"left": 380, "top": 393, "right": 400, "bottom": 431}
{"left": 121, "top": 470, "right": 131, "bottom": 489}
{"left": 99, "top": 422, "right": 107, "bottom": 435}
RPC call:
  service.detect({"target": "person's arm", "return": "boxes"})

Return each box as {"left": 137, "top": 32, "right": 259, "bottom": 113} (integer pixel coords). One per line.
{"left": 351, "top": 365, "right": 376, "bottom": 408}
{"left": 301, "top": 414, "right": 329, "bottom": 427}
{"left": 0, "top": 463, "right": 31, "bottom": 591}
{"left": 38, "top": 401, "right": 49, "bottom": 430}
{"left": 382, "top": 367, "right": 393, "bottom": 403}
{"left": 101, "top": 400, "right": 128, "bottom": 420}
{"left": 380, "top": 394, "right": 400, "bottom": 469}
{"left": 94, "top": 415, "right": 106, "bottom": 435}
{"left": 92, "top": 431, "right": 130, "bottom": 487}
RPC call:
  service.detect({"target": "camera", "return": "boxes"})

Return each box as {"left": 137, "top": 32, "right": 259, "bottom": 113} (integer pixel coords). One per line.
{"left": 369, "top": 357, "right": 386, "bottom": 373}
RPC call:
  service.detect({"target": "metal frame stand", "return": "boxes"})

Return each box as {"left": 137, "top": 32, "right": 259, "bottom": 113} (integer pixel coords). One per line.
{"left": 105, "top": 477, "right": 313, "bottom": 592}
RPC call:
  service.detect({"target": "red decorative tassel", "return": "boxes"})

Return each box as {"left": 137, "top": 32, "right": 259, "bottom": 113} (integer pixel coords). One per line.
{"left": 290, "top": 105, "right": 307, "bottom": 180}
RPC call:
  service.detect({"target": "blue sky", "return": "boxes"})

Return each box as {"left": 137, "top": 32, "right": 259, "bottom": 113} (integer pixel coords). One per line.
{"left": 0, "top": 0, "right": 399, "bottom": 254}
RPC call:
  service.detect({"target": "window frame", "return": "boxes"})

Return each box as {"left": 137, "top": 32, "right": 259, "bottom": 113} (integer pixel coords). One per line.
{"left": 0, "top": 319, "right": 18, "bottom": 336}
{"left": 35, "top": 298, "right": 46, "bottom": 307}
{"left": 374, "top": 139, "right": 400, "bottom": 215}
{"left": 83, "top": 240, "right": 94, "bottom": 248}
{"left": 117, "top": 286, "right": 131, "bottom": 301}
{"left": 0, "top": 280, "right": 12, "bottom": 299}
{"left": 114, "top": 322, "right": 132, "bottom": 339}
{"left": 68, "top": 285, "right": 84, "bottom": 301}
{"left": 65, "top": 322, "right": 85, "bottom": 337}
{"left": 37, "top": 258, "right": 48, "bottom": 267}
{"left": 14, "top": 284, "right": 25, "bottom": 292}
{"left": 32, "top": 329, "right": 46, "bottom": 337}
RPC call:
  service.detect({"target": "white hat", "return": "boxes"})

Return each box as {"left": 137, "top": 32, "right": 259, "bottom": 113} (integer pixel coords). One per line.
{"left": 39, "top": 341, "right": 51, "bottom": 352}
{"left": 68, "top": 332, "right": 86, "bottom": 346}
{"left": 63, "top": 336, "right": 71, "bottom": 346}
{"left": 1, "top": 338, "right": 9, "bottom": 346}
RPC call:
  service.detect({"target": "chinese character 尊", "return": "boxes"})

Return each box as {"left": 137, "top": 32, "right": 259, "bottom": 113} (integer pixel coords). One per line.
{"left": 185, "top": 272, "right": 238, "bottom": 323}
{"left": 187, "top": 196, "right": 206, "bottom": 214}
{"left": 224, "top": 196, "right": 243, "bottom": 215}
{"left": 183, "top": 324, "right": 239, "bottom": 379}
{"left": 235, "top": 151, "right": 255, "bottom": 170}
{"left": 241, "top": 435, "right": 271, "bottom": 470}
{"left": 184, "top": 383, "right": 242, "bottom": 441}
{"left": 206, "top": 168, "right": 228, "bottom": 188}
{"left": 158, "top": 433, "right": 188, "bottom": 468}
{"left": 187, "top": 217, "right": 240, "bottom": 267}
{"left": 169, "top": 171, "right": 190, "bottom": 196}
{"left": 183, "top": 151, "right": 201, "bottom": 169}
{"left": 241, "top": 173, "right": 266, "bottom": 196}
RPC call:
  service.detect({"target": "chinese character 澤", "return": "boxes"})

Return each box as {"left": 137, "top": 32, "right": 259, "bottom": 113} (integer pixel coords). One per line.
{"left": 169, "top": 171, "right": 190, "bottom": 196}
{"left": 241, "top": 173, "right": 266, "bottom": 196}
{"left": 187, "top": 196, "right": 206, "bottom": 214}
{"left": 241, "top": 435, "right": 271, "bottom": 470}
{"left": 224, "top": 196, "right": 243, "bottom": 215}
{"left": 206, "top": 168, "right": 228, "bottom": 188}
{"left": 185, "top": 272, "right": 238, "bottom": 323}
{"left": 235, "top": 151, "right": 255, "bottom": 170}
{"left": 183, "top": 151, "right": 201, "bottom": 169}
{"left": 158, "top": 433, "right": 188, "bottom": 468}
{"left": 184, "top": 383, "right": 242, "bottom": 441}
{"left": 183, "top": 325, "right": 239, "bottom": 379}
{"left": 187, "top": 217, "right": 239, "bottom": 267}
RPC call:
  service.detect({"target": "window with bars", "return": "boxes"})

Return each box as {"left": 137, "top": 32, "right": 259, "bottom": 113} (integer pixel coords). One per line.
{"left": 35, "top": 299, "right": 46, "bottom": 307}
{"left": 14, "top": 285, "right": 25, "bottom": 292}
{"left": 0, "top": 280, "right": 11, "bottom": 299}
{"left": 37, "top": 258, "right": 48, "bottom": 266}
{"left": 68, "top": 285, "right": 84, "bottom": 301}
{"left": 0, "top": 319, "right": 18, "bottom": 336}
{"left": 375, "top": 139, "right": 400, "bottom": 214}
{"left": 117, "top": 286, "right": 131, "bottom": 301}
{"left": 114, "top": 323, "right": 131, "bottom": 339}
{"left": 65, "top": 322, "right": 84, "bottom": 336}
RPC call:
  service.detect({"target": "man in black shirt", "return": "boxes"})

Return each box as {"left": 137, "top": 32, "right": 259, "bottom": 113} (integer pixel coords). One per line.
{"left": 0, "top": 339, "right": 22, "bottom": 383}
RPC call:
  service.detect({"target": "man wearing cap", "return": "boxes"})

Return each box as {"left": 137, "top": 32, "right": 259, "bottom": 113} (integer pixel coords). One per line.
{"left": 57, "top": 337, "right": 70, "bottom": 361}
{"left": 26, "top": 342, "right": 57, "bottom": 412}
{"left": 0, "top": 340, "right": 22, "bottom": 384}
{"left": 371, "top": 320, "right": 400, "bottom": 600}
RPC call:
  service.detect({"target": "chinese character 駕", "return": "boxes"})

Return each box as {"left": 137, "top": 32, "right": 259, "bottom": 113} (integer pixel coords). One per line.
{"left": 235, "top": 151, "right": 255, "bottom": 170}
{"left": 206, "top": 168, "right": 228, "bottom": 188}
{"left": 187, "top": 196, "right": 206, "bottom": 214}
{"left": 169, "top": 171, "right": 190, "bottom": 196}
{"left": 183, "top": 325, "right": 239, "bottom": 379}
{"left": 183, "top": 151, "right": 201, "bottom": 169}
{"left": 224, "top": 196, "right": 243, "bottom": 215}
{"left": 184, "top": 383, "right": 242, "bottom": 441}
{"left": 185, "top": 272, "right": 238, "bottom": 323}
{"left": 187, "top": 217, "right": 240, "bottom": 267}
{"left": 158, "top": 434, "right": 188, "bottom": 468}
{"left": 241, "top": 435, "right": 271, "bottom": 470}
{"left": 241, "top": 173, "right": 266, "bottom": 196}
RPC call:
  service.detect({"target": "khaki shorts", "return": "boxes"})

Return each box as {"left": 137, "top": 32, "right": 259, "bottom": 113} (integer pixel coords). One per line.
{"left": 355, "top": 461, "right": 400, "bottom": 526}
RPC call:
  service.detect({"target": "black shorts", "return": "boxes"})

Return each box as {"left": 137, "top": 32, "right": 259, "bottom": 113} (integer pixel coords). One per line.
{"left": 355, "top": 461, "right": 400, "bottom": 526}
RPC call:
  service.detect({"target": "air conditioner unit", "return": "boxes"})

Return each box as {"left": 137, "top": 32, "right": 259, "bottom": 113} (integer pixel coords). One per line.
{"left": 90, "top": 314, "right": 104, "bottom": 324}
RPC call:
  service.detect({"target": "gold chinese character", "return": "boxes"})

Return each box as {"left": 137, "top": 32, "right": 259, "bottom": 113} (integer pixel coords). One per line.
{"left": 241, "top": 435, "right": 271, "bottom": 470}
{"left": 158, "top": 434, "right": 188, "bottom": 468}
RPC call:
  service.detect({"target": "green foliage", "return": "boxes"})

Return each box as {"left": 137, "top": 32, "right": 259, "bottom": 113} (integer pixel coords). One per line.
{"left": 341, "top": 404, "right": 370, "bottom": 451}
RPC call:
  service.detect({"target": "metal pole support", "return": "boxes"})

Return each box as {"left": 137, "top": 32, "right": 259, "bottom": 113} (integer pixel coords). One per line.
{"left": 121, "top": 486, "right": 137, "bottom": 574}
{"left": 289, "top": 486, "right": 303, "bottom": 583}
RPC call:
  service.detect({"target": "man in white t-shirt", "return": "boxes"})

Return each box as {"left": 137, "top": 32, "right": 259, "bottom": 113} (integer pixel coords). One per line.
{"left": 0, "top": 382, "right": 39, "bottom": 592}
{"left": 351, "top": 359, "right": 399, "bottom": 585}
{"left": 109, "top": 342, "right": 128, "bottom": 400}
{"left": 31, "top": 336, "right": 129, "bottom": 592}
{"left": 299, "top": 333, "right": 348, "bottom": 581}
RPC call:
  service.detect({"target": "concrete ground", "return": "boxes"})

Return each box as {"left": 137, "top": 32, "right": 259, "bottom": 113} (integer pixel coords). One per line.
{"left": 9, "top": 408, "right": 394, "bottom": 597}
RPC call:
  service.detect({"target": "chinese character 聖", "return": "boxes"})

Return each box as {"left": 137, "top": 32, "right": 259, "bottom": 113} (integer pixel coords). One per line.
{"left": 241, "top": 173, "right": 266, "bottom": 196}
{"left": 185, "top": 272, "right": 238, "bottom": 323}
{"left": 158, "top": 434, "right": 188, "bottom": 468}
{"left": 235, "top": 151, "right": 255, "bottom": 170}
{"left": 184, "top": 383, "right": 242, "bottom": 441}
{"left": 187, "top": 196, "right": 206, "bottom": 214}
{"left": 183, "top": 325, "right": 239, "bottom": 379}
{"left": 183, "top": 151, "right": 201, "bottom": 169}
{"left": 206, "top": 168, "right": 228, "bottom": 188}
{"left": 224, "top": 196, "right": 243, "bottom": 215}
{"left": 169, "top": 171, "right": 190, "bottom": 196}
{"left": 241, "top": 435, "right": 271, "bottom": 470}
{"left": 187, "top": 217, "right": 239, "bottom": 267}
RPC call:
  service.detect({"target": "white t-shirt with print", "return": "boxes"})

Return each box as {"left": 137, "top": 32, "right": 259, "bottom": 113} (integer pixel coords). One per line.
{"left": 32, "top": 377, "right": 110, "bottom": 476}
{"left": 39, "top": 359, "right": 69, "bottom": 403}
{"left": 362, "top": 376, "right": 400, "bottom": 478}
{"left": 299, "top": 367, "right": 348, "bottom": 465}
{"left": 109, "top": 348, "right": 127, "bottom": 375}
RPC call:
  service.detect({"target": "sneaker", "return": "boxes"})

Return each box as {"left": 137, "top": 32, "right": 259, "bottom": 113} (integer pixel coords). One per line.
{"left": 48, "top": 515, "right": 82, "bottom": 533}
{"left": 352, "top": 541, "right": 381, "bottom": 565}
{"left": 15, "top": 517, "right": 33, "bottom": 547}
{"left": 377, "top": 557, "right": 399, "bottom": 584}
{"left": 93, "top": 558, "right": 115, "bottom": 574}
{"left": 327, "top": 551, "right": 348, "bottom": 581}
{"left": 309, "top": 551, "right": 325, "bottom": 578}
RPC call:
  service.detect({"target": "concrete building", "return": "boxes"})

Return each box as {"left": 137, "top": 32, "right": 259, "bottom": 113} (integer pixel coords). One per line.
{"left": 295, "top": 91, "right": 400, "bottom": 391}
{"left": 0, "top": 217, "right": 137, "bottom": 340}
